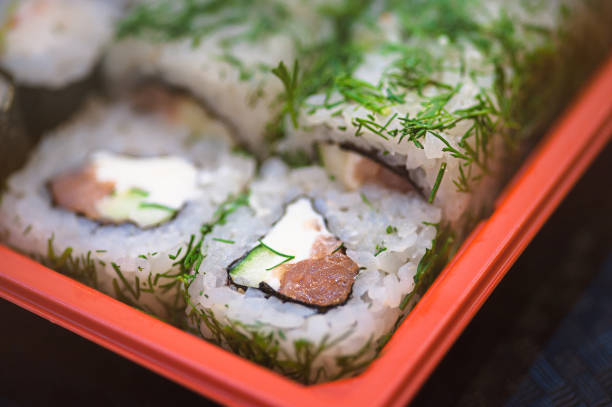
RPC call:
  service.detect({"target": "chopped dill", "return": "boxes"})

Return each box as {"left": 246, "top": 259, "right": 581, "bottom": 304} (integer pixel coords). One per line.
{"left": 332, "top": 243, "right": 345, "bottom": 254}
{"left": 360, "top": 192, "right": 374, "bottom": 210}
{"left": 212, "top": 237, "right": 235, "bottom": 244}
{"left": 428, "top": 162, "right": 447, "bottom": 203}
{"left": 139, "top": 202, "right": 177, "bottom": 213}
{"left": 219, "top": 53, "right": 254, "bottom": 81}
{"left": 116, "top": 0, "right": 289, "bottom": 46}
{"left": 128, "top": 187, "right": 149, "bottom": 197}
{"left": 271, "top": 60, "right": 300, "bottom": 127}
{"left": 168, "top": 247, "right": 182, "bottom": 260}
{"left": 112, "top": 262, "right": 140, "bottom": 300}
{"left": 374, "top": 243, "right": 387, "bottom": 257}
{"left": 174, "top": 193, "right": 250, "bottom": 281}
{"left": 386, "top": 225, "right": 398, "bottom": 234}
{"left": 138, "top": 254, "right": 147, "bottom": 260}
{"left": 400, "top": 223, "right": 456, "bottom": 310}
{"left": 95, "top": 249, "right": 107, "bottom": 253}
{"left": 279, "top": 149, "right": 313, "bottom": 168}
{"left": 23, "top": 225, "right": 32, "bottom": 235}
{"left": 42, "top": 235, "right": 97, "bottom": 289}
{"left": 258, "top": 240, "right": 295, "bottom": 270}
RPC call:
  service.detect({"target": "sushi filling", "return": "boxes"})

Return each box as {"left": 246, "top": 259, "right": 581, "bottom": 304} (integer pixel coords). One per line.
{"left": 318, "top": 143, "right": 416, "bottom": 193}
{"left": 49, "top": 151, "right": 199, "bottom": 228}
{"left": 229, "top": 198, "right": 359, "bottom": 307}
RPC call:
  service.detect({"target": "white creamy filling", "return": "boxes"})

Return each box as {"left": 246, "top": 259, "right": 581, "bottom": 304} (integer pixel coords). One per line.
{"left": 93, "top": 151, "right": 199, "bottom": 228}
{"left": 262, "top": 198, "right": 333, "bottom": 264}
{"left": 231, "top": 198, "right": 336, "bottom": 290}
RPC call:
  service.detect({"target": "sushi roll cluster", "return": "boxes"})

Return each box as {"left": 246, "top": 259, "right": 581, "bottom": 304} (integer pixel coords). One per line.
{"left": 1, "top": 0, "right": 611, "bottom": 383}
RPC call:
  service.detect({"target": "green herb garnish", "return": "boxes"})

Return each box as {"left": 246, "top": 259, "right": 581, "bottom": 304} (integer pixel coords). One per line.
{"left": 139, "top": 202, "right": 177, "bottom": 213}
{"left": 212, "top": 238, "right": 236, "bottom": 244}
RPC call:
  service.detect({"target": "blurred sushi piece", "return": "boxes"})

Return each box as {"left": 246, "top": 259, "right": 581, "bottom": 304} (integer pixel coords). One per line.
{"left": 0, "top": 86, "right": 256, "bottom": 319}
{"left": 104, "top": 0, "right": 335, "bottom": 155}
{"left": 0, "top": 0, "right": 125, "bottom": 88}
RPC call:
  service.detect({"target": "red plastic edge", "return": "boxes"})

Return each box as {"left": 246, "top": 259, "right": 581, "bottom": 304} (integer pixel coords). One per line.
{"left": 1, "top": 54, "right": 612, "bottom": 407}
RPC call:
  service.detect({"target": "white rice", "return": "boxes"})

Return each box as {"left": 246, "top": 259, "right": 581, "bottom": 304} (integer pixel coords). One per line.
{"left": 0, "top": 92, "right": 256, "bottom": 318}
{"left": 186, "top": 158, "right": 441, "bottom": 382}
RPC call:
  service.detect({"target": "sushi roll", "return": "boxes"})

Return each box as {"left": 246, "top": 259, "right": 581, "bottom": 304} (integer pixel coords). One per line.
{"left": 279, "top": 0, "right": 612, "bottom": 229}
{"left": 184, "top": 158, "right": 442, "bottom": 383}
{"left": 0, "top": 0, "right": 125, "bottom": 88}
{"left": 104, "top": 0, "right": 334, "bottom": 154}
{"left": 0, "top": 87, "right": 256, "bottom": 319}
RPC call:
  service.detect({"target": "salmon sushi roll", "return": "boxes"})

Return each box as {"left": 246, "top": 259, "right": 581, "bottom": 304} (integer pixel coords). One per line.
{"left": 0, "top": 87, "right": 256, "bottom": 319}
{"left": 184, "top": 158, "right": 442, "bottom": 383}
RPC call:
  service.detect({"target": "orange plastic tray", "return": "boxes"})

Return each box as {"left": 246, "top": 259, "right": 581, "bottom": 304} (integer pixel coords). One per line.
{"left": 2, "top": 54, "right": 612, "bottom": 407}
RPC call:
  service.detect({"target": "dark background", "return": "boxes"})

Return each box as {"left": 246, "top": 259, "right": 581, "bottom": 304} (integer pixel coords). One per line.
{"left": 1, "top": 141, "right": 611, "bottom": 406}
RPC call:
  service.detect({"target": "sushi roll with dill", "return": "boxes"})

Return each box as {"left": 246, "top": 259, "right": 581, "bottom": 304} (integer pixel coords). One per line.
{"left": 0, "top": 87, "right": 256, "bottom": 319}
{"left": 104, "top": 0, "right": 335, "bottom": 155}
{"left": 279, "top": 0, "right": 612, "bottom": 230}
{"left": 183, "top": 158, "right": 444, "bottom": 383}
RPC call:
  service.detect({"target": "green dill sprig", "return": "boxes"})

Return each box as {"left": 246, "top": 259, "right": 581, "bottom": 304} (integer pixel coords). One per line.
{"left": 335, "top": 75, "right": 390, "bottom": 115}
{"left": 271, "top": 60, "right": 300, "bottom": 127}
{"left": 43, "top": 235, "right": 98, "bottom": 289}
{"left": 399, "top": 222, "right": 456, "bottom": 311}
{"left": 428, "top": 162, "right": 447, "bottom": 203}
{"left": 212, "top": 237, "right": 235, "bottom": 244}
{"left": 332, "top": 243, "right": 345, "bottom": 254}
{"left": 374, "top": 243, "right": 387, "bottom": 257}
{"left": 116, "top": 0, "right": 288, "bottom": 46}
{"left": 258, "top": 240, "right": 295, "bottom": 271}
{"left": 174, "top": 192, "right": 250, "bottom": 283}
{"left": 139, "top": 202, "right": 178, "bottom": 215}
{"left": 360, "top": 192, "right": 374, "bottom": 210}
{"left": 184, "top": 293, "right": 377, "bottom": 383}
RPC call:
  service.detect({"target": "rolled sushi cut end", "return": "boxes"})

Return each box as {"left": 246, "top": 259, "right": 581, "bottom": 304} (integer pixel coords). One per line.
{"left": 229, "top": 198, "right": 358, "bottom": 308}
{"left": 50, "top": 152, "right": 201, "bottom": 228}
{"left": 105, "top": 0, "right": 335, "bottom": 154}
{"left": 184, "top": 159, "right": 442, "bottom": 383}
{"left": 318, "top": 143, "right": 417, "bottom": 194}
{"left": 0, "top": 87, "right": 256, "bottom": 319}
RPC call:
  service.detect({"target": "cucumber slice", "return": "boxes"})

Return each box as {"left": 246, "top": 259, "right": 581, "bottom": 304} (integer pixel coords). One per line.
{"left": 229, "top": 244, "right": 287, "bottom": 289}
